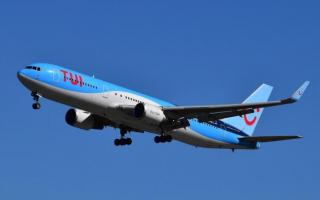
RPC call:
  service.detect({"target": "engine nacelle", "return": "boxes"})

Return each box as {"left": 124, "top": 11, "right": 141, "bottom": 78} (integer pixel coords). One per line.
{"left": 134, "top": 103, "right": 166, "bottom": 125}
{"left": 65, "top": 109, "right": 104, "bottom": 130}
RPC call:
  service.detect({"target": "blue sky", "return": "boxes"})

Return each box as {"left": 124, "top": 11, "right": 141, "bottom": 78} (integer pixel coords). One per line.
{"left": 0, "top": 0, "right": 319, "bottom": 199}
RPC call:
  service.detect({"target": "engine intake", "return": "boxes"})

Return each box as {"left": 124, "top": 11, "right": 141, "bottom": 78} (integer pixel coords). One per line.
{"left": 134, "top": 103, "right": 166, "bottom": 125}
{"left": 134, "top": 103, "right": 145, "bottom": 118}
{"left": 65, "top": 109, "right": 104, "bottom": 130}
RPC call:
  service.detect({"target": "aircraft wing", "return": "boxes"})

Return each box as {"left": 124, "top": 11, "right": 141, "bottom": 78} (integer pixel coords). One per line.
{"left": 163, "top": 81, "right": 310, "bottom": 121}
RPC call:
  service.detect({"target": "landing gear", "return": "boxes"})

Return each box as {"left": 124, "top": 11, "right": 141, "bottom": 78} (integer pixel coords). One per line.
{"left": 114, "top": 138, "right": 132, "bottom": 146}
{"left": 32, "top": 102, "right": 41, "bottom": 110}
{"left": 31, "top": 91, "right": 41, "bottom": 110}
{"left": 154, "top": 135, "right": 172, "bottom": 144}
{"left": 114, "top": 128, "right": 132, "bottom": 146}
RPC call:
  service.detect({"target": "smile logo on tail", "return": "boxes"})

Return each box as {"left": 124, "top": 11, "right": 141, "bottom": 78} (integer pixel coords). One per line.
{"left": 244, "top": 108, "right": 260, "bottom": 126}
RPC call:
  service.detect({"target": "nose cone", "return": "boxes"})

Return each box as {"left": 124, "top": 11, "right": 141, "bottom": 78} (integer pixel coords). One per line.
{"left": 17, "top": 69, "right": 33, "bottom": 86}
{"left": 17, "top": 67, "right": 41, "bottom": 92}
{"left": 17, "top": 69, "right": 26, "bottom": 83}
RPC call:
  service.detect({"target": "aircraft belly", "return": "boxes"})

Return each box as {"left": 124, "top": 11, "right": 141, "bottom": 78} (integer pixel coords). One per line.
{"left": 168, "top": 128, "right": 229, "bottom": 148}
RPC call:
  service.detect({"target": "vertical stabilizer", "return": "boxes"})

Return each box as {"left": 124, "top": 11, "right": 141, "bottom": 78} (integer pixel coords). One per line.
{"left": 222, "top": 84, "right": 273, "bottom": 136}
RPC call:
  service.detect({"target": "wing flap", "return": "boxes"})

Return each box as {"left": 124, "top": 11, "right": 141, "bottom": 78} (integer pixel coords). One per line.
{"left": 198, "top": 109, "right": 254, "bottom": 122}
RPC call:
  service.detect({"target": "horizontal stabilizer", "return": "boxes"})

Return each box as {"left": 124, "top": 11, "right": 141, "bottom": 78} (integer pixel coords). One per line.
{"left": 239, "top": 135, "right": 303, "bottom": 143}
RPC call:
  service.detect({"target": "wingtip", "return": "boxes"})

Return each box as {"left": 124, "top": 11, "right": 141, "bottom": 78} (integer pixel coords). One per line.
{"left": 290, "top": 81, "right": 310, "bottom": 101}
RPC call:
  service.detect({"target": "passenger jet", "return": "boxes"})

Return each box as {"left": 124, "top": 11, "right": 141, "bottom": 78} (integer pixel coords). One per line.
{"left": 17, "top": 63, "right": 309, "bottom": 150}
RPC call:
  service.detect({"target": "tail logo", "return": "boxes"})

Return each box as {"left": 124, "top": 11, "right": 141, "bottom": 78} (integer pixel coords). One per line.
{"left": 244, "top": 108, "right": 260, "bottom": 126}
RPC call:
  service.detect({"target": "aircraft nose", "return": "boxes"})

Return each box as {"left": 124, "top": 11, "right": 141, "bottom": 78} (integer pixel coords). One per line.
{"left": 17, "top": 69, "right": 23, "bottom": 78}
{"left": 17, "top": 69, "right": 27, "bottom": 82}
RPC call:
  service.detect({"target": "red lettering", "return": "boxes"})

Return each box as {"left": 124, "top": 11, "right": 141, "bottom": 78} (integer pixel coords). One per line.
{"left": 60, "top": 70, "right": 68, "bottom": 82}
{"left": 79, "top": 75, "right": 83, "bottom": 87}
{"left": 69, "top": 72, "right": 79, "bottom": 85}
{"left": 60, "top": 70, "right": 83, "bottom": 87}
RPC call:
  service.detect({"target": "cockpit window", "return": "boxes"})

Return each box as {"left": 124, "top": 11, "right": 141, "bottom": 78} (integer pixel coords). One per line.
{"left": 25, "top": 66, "right": 41, "bottom": 71}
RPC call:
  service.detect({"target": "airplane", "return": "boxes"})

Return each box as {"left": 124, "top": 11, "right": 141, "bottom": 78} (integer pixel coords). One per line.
{"left": 17, "top": 63, "right": 310, "bottom": 150}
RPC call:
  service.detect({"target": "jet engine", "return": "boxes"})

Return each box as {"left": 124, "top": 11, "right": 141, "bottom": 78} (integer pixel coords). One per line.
{"left": 65, "top": 109, "right": 104, "bottom": 130}
{"left": 134, "top": 103, "right": 167, "bottom": 125}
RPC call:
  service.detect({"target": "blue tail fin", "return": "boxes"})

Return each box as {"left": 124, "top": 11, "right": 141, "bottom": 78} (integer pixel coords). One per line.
{"left": 222, "top": 84, "right": 273, "bottom": 136}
